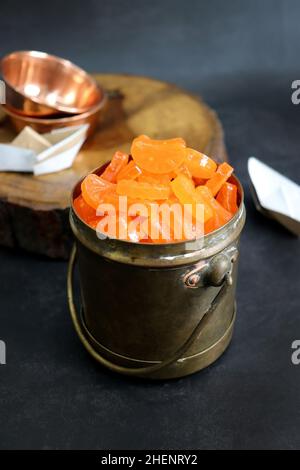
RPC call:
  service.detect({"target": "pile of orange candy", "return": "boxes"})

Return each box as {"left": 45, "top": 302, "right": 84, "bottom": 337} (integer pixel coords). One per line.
{"left": 74, "top": 135, "right": 239, "bottom": 242}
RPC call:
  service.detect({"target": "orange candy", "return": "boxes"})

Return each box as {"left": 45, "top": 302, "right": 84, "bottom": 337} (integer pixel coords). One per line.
{"left": 174, "top": 163, "right": 192, "bottom": 179}
{"left": 131, "top": 135, "right": 186, "bottom": 174}
{"left": 73, "top": 194, "right": 97, "bottom": 222}
{"left": 205, "top": 162, "right": 233, "bottom": 196}
{"left": 95, "top": 213, "right": 135, "bottom": 241}
{"left": 138, "top": 174, "right": 171, "bottom": 185}
{"left": 196, "top": 186, "right": 232, "bottom": 233}
{"left": 73, "top": 195, "right": 105, "bottom": 231}
{"left": 75, "top": 136, "right": 239, "bottom": 242}
{"left": 81, "top": 173, "right": 116, "bottom": 210}
{"left": 185, "top": 148, "right": 217, "bottom": 179}
{"left": 117, "top": 179, "right": 170, "bottom": 200}
{"left": 87, "top": 218, "right": 103, "bottom": 230}
{"left": 193, "top": 176, "right": 206, "bottom": 186}
{"left": 101, "top": 151, "right": 129, "bottom": 182}
{"left": 116, "top": 160, "right": 142, "bottom": 182}
{"left": 137, "top": 168, "right": 173, "bottom": 185}
{"left": 171, "top": 173, "right": 213, "bottom": 223}
{"left": 147, "top": 213, "right": 174, "bottom": 243}
{"left": 216, "top": 182, "right": 238, "bottom": 214}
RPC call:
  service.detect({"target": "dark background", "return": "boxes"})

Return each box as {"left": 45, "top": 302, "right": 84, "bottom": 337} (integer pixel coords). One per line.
{"left": 1, "top": 0, "right": 300, "bottom": 450}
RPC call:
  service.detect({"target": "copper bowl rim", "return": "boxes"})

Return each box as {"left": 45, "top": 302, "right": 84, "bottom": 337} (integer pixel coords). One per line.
{"left": 1, "top": 50, "right": 104, "bottom": 115}
{"left": 2, "top": 91, "right": 107, "bottom": 124}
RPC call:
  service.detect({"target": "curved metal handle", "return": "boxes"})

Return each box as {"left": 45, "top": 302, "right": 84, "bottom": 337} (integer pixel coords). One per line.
{"left": 67, "top": 245, "right": 231, "bottom": 377}
{"left": 184, "top": 246, "right": 238, "bottom": 289}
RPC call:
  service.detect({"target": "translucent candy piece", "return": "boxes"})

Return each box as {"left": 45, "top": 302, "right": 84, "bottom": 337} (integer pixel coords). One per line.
{"left": 131, "top": 135, "right": 186, "bottom": 174}
{"left": 216, "top": 182, "right": 238, "bottom": 214}
{"left": 185, "top": 148, "right": 217, "bottom": 179}
{"left": 81, "top": 173, "right": 116, "bottom": 210}
{"left": 196, "top": 185, "right": 232, "bottom": 233}
{"left": 205, "top": 162, "right": 233, "bottom": 196}
{"left": 116, "top": 179, "right": 170, "bottom": 200}
{"left": 101, "top": 151, "right": 129, "bottom": 182}
{"left": 170, "top": 173, "right": 213, "bottom": 222}
{"left": 116, "top": 160, "right": 142, "bottom": 182}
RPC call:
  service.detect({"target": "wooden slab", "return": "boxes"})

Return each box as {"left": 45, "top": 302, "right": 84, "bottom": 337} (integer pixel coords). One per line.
{"left": 0, "top": 74, "right": 227, "bottom": 258}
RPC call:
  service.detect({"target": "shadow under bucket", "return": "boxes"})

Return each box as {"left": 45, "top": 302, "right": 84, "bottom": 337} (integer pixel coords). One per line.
{"left": 67, "top": 169, "right": 246, "bottom": 379}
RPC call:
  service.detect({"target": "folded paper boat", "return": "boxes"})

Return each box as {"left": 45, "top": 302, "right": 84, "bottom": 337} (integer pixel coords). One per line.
{"left": 0, "top": 124, "right": 89, "bottom": 176}
{"left": 248, "top": 157, "right": 300, "bottom": 236}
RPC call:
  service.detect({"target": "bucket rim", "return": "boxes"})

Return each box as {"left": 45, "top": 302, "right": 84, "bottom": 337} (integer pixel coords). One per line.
{"left": 69, "top": 165, "right": 246, "bottom": 266}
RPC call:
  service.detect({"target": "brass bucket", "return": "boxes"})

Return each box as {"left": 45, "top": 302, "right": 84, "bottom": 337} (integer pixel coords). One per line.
{"left": 68, "top": 170, "right": 246, "bottom": 379}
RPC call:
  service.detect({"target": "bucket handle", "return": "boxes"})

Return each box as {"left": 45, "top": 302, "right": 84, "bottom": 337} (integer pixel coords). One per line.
{"left": 67, "top": 245, "right": 232, "bottom": 377}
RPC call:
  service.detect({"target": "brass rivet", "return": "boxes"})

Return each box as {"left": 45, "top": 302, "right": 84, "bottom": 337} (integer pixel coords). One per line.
{"left": 187, "top": 274, "right": 200, "bottom": 287}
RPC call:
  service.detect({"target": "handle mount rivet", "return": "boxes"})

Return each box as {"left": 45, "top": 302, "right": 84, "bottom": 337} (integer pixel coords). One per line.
{"left": 187, "top": 274, "right": 200, "bottom": 287}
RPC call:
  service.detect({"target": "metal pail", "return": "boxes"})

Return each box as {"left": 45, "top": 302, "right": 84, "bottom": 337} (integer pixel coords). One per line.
{"left": 68, "top": 169, "right": 245, "bottom": 379}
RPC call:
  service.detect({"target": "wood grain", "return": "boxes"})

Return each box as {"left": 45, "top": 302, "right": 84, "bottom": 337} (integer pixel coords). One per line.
{"left": 0, "top": 73, "right": 227, "bottom": 258}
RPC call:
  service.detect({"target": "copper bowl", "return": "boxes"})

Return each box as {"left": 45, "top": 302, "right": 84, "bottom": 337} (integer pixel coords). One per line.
{"left": 2, "top": 93, "right": 107, "bottom": 137}
{"left": 1, "top": 50, "right": 104, "bottom": 117}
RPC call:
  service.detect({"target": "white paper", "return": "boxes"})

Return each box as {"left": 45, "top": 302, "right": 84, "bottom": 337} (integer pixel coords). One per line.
{"left": 12, "top": 126, "right": 51, "bottom": 153}
{"left": 248, "top": 157, "right": 300, "bottom": 223}
{"left": 0, "top": 124, "right": 89, "bottom": 175}
{"left": 0, "top": 144, "right": 36, "bottom": 172}
{"left": 36, "top": 125, "right": 89, "bottom": 162}
{"left": 33, "top": 138, "right": 86, "bottom": 175}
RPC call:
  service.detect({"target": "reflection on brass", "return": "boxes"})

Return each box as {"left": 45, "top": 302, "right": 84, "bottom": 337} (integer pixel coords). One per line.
{"left": 1, "top": 50, "right": 104, "bottom": 117}
{"left": 67, "top": 171, "right": 246, "bottom": 379}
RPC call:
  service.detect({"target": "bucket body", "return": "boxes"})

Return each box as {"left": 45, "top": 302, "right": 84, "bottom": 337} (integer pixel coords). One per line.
{"left": 69, "top": 173, "right": 245, "bottom": 379}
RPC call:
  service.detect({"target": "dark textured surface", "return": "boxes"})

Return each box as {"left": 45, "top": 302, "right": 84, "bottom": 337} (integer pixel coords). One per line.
{"left": 1, "top": 0, "right": 300, "bottom": 450}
